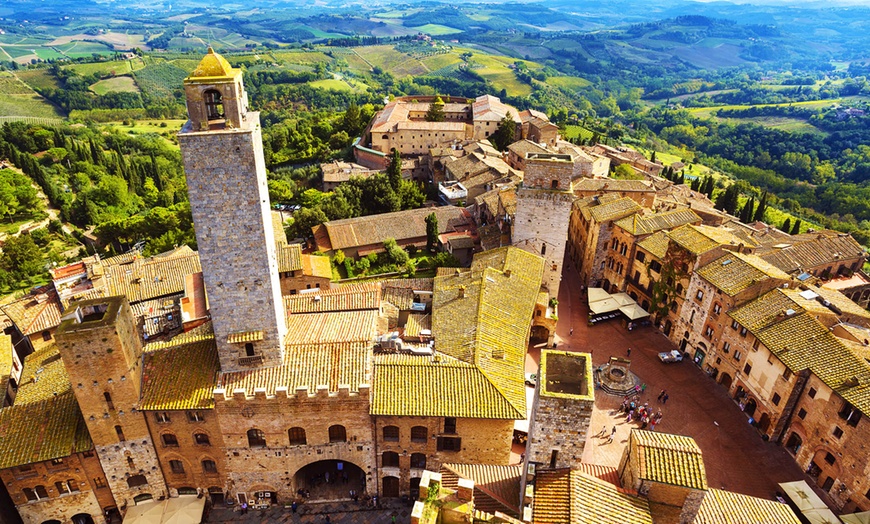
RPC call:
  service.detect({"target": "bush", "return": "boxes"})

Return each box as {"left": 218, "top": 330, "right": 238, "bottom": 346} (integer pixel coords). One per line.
{"left": 433, "top": 251, "right": 460, "bottom": 268}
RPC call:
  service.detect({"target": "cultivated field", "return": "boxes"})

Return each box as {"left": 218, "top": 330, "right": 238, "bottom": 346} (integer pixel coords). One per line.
{"left": 90, "top": 76, "right": 140, "bottom": 95}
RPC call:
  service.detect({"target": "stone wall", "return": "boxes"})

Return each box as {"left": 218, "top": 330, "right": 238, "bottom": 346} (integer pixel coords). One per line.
{"left": 212, "top": 386, "right": 375, "bottom": 504}
{"left": 179, "top": 114, "right": 286, "bottom": 373}
{"left": 145, "top": 409, "right": 228, "bottom": 496}
{"left": 373, "top": 416, "right": 513, "bottom": 497}
{"left": 14, "top": 489, "right": 103, "bottom": 524}
{"left": 279, "top": 274, "right": 331, "bottom": 296}
{"left": 513, "top": 189, "right": 574, "bottom": 299}
{"left": 56, "top": 298, "right": 168, "bottom": 510}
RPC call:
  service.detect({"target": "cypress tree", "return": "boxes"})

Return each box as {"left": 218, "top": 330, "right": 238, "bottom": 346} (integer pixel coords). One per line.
{"left": 782, "top": 217, "right": 792, "bottom": 233}
{"left": 791, "top": 219, "right": 802, "bottom": 235}
{"left": 754, "top": 191, "right": 768, "bottom": 222}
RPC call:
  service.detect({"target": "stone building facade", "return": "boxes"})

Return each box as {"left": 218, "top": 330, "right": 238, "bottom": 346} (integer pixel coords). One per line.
{"left": 178, "top": 49, "right": 286, "bottom": 373}
{"left": 56, "top": 297, "right": 168, "bottom": 511}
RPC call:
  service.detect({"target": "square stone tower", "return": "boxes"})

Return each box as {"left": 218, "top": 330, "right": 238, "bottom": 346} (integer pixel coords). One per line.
{"left": 178, "top": 48, "right": 285, "bottom": 372}
{"left": 520, "top": 350, "right": 594, "bottom": 511}
{"left": 512, "top": 153, "right": 577, "bottom": 300}
{"left": 56, "top": 296, "right": 168, "bottom": 509}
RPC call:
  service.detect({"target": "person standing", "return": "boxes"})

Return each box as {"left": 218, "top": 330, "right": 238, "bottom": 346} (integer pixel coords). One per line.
{"left": 627, "top": 347, "right": 632, "bottom": 357}
{"left": 662, "top": 393, "right": 669, "bottom": 404}
{"left": 240, "top": 502, "right": 247, "bottom": 515}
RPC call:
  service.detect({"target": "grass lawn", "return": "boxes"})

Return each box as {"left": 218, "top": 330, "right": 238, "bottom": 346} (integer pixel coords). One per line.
{"left": 68, "top": 57, "right": 147, "bottom": 77}
{"left": 90, "top": 76, "right": 140, "bottom": 95}
{"left": 562, "top": 125, "right": 593, "bottom": 141}
{"left": 411, "top": 24, "right": 464, "bottom": 35}
{"left": 272, "top": 50, "right": 331, "bottom": 65}
{"left": 718, "top": 116, "right": 825, "bottom": 135}
{"left": 546, "top": 76, "right": 592, "bottom": 91}
{"left": 309, "top": 78, "right": 357, "bottom": 92}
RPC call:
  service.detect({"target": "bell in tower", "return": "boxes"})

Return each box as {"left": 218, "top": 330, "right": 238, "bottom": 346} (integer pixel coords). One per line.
{"left": 183, "top": 47, "right": 250, "bottom": 130}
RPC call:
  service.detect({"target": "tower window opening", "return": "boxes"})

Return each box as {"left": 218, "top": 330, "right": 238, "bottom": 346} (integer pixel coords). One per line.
{"left": 245, "top": 343, "right": 255, "bottom": 357}
{"left": 204, "top": 89, "right": 224, "bottom": 120}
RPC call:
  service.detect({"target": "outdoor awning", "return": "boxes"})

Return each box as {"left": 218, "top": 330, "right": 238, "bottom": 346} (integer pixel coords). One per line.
{"left": 589, "top": 298, "right": 620, "bottom": 315}
{"left": 778, "top": 481, "right": 841, "bottom": 524}
{"left": 842, "top": 512, "right": 870, "bottom": 524}
{"left": 124, "top": 496, "right": 206, "bottom": 524}
{"left": 620, "top": 303, "right": 650, "bottom": 320}
{"left": 587, "top": 287, "right": 611, "bottom": 304}
{"left": 610, "top": 292, "right": 635, "bottom": 307}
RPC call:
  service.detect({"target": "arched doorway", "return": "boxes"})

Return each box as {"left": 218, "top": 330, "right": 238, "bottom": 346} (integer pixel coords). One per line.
{"left": 758, "top": 412, "right": 770, "bottom": 433}
{"left": 208, "top": 487, "right": 224, "bottom": 505}
{"left": 744, "top": 398, "right": 757, "bottom": 418}
{"left": 410, "top": 477, "right": 422, "bottom": 499}
{"left": 294, "top": 460, "right": 365, "bottom": 501}
{"left": 72, "top": 514, "right": 95, "bottom": 524}
{"left": 663, "top": 320, "right": 672, "bottom": 337}
{"left": 530, "top": 325, "right": 549, "bottom": 342}
{"left": 382, "top": 476, "right": 399, "bottom": 497}
{"left": 718, "top": 373, "right": 732, "bottom": 390}
{"left": 785, "top": 432, "right": 803, "bottom": 455}
{"left": 41, "top": 521, "right": 61, "bottom": 524}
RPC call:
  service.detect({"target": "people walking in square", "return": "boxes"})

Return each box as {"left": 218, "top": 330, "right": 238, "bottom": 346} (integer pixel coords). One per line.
{"left": 627, "top": 347, "right": 632, "bottom": 357}
{"left": 662, "top": 393, "right": 669, "bottom": 404}
{"left": 570, "top": 327, "right": 574, "bottom": 336}
{"left": 658, "top": 389, "right": 666, "bottom": 402}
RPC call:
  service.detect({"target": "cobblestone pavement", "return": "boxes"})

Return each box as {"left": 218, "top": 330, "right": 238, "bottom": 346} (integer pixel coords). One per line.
{"left": 208, "top": 499, "right": 411, "bottom": 524}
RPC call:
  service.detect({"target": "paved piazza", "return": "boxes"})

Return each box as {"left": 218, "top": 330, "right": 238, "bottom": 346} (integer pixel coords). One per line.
{"left": 536, "top": 260, "right": 812, "bottom": 499}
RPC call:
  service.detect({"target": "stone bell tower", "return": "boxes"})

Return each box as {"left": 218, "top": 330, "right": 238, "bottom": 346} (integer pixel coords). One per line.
{"left": 178, "top": 48, "right": 285, "bottom": 372}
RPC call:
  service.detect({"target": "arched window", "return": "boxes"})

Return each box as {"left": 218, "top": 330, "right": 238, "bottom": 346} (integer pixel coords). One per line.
{"left": 169, "top": 460, "right": 185, "bottom": 474}
{"left": 127, "top": 475, "right": 148, "bottom": 488}
{"left": 382, "top": 451, "right": 399, "bottom": 468}
{"left": 177, "top": 487, "right": 197, "bottom": 495}
{"left": 104, "top": 392, "right": 114, "bottom": 410}
{"left": 67, "top": 479, "right": 79, "bottom": 492}
{"left": 410, "top": 453, "right": 427, "bottom": 469}
{"left": 55, "top": 481, "right": 70, "bottom": 495}
{"left": 202, "top": 460, "right": 218, "bottom": 474}
{"left": 133, "top": 493, "right": 153, "bottom": 504}
{"left": 204, "top": 89, "right": 224, "bottom": 120}
{"left": 23, "top": 487, "right": 37, "bottom": 501}
{"left": 288, "top": 427, "right": 306, "bottom": 446}
{"left": 328, "top": 425, "right": 347, "bottom": 443}
{"left": 247, "top": 429, "right": 266, "bottom": 448}
{"left": 411, "top": 426, "right": 428, "bottom": 443}
{"left": 161, "top": 433, "right": 178, "bottom": 447}
{"left": 194, "top": 433, "right": 210, "bottom": 446}
{"left": 383, "top": 426, "right": 399, "bottom": 442}
{"left": 551, "top": 180, "right": 559, "bottom": 189}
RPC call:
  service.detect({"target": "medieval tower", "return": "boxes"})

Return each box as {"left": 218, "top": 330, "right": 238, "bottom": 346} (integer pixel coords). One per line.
{"left": 56, "top": 297, "right": 168, "bottom": 510}
{"left": 512, "top": 153, "right": 577, "bottom": 301}
{"left": 520, "top": 350, "right": 594, "bottom": 516}
{"left": 178, "top": 48, "right": 286, "bottom": 372}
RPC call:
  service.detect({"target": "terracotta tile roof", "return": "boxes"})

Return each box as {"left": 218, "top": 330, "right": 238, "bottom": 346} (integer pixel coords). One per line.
{"left": 140, "top": 336, "right": 220, "bottom": 410}
{"left": 440, "top": 463, "right": 522, "bottom": 518}
{"left": 507, "top": 140, "right": 550, "bottom": 157}
{"left": 404, "top": 313, "right": 431, "bottom": 338}
{"left": 0, "top": 344, "right": 92, "bottom": 469}
{"left": 637, "top": 231, "right": 669, "bottom": 259}
{"left": 220, "top": 341, "right": 370, "bottom": 395}
{"left": 285, "top": 283, "right": 381, "bottom": 315}
{"left": 50, "top": 261, "right": 86, "bottom": 280}
{"left": 576, "top": 463, "right": 622, "bottom": 488}
{"left": 478, "top": 223, "right": 504, "bottom": 251}
{"left": 302, "top": 254, "right": 332, "bottom": 279}
{"left": 758, "top": 231, "right": 866, "bottom": 273}
{"left": 318, "top": 206, "right": 469, "bottom": 251}
{"left": 272, "top": 210, "right": 287, "bottom": 245}
{"left": 499, "top": 188, "right": 517, "bottom": 216}
{"left": 696, "top": 252, "right": 790, "bottom": 296}
{"left": 667, "top": 224, "right": 756, "bottom": 256}
{"left": 227, "top": 330, "right": 264, "bottom": 344}
{"left": 278, "top": 243, "right": 303, "bottom": 272}
{"left": 572, "top": 179, "right": 654, "bottom": 192}
{"left": 371, "top": 353, "right": 520, "bottom": 418}
{"left": 632, "top": 430, "right": 707, "bottom": 490}
{"left": 472, "top": 95, "right": 521, "bottom": 122}
{"left": 93, "top": 246, "right": 201, "bottom": 304}
{"left": 285, "top": 310, "right": 378, "bottom": 345}
{"left": 532, "top": 469, "right": 652, "bottom": 524}
{"left": 375, "top": 247, "right": 544, "bottom": 419}
{"left": 585, "top": 197, "right": 643, "bottom": 223}
{"left": 695, "top": 488, "right": 800, "bottom": 524}
{"left": 1, "top": 289, "right": 63, "bottom": 336}
{"left": 615, "top": 209, "right": 701, "bottom": 236}
{"left": 378, "top": 278, "right": 434, "bottom": 310}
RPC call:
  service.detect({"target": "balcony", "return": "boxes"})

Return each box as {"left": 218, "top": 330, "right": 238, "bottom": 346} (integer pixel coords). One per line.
{"left": 238, "top": 355, "right": 264, "bottom": 366}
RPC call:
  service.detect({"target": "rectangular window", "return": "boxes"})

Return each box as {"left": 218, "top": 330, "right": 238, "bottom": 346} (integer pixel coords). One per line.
{"left": 704, "top": 326, "right": 714, "bottom": 338}
{"left": 94, "top": 477, "right": 106, "bottom": 488}
{"left": 833, "top": 426, "right": 844, "bottom": 439}
{"left": 436, "top": 436, "right": 462, "bottom": 451}
{"left": 739, "top": 327, "right": 748, "bottom": 337}
{"left": 798, "top": 408, "right": 807, "bottom": 419}
{"left": 752, "top": 338, "right": 760, "bottom": 350}
{"left": 743, "top": 363, "right": 752, "bottom": 375}
{"left": 713, "top": 303, "right": 721, "bottom": 315}
{"left": 155, "top": 412, "right": 170, "bottom": 423}
{"left": 649, "top": 261, "right": 662, "bottom": 273}
{"left": 51, "top": 458, "right": 64, "bottom": 466}
{"left": 772, "top": 393, "right": 781, "bottom": 406}
{"left": 696, "top": 290, "right": 704, "bottom": 300}
{"left": 444, "top": 417, "right": 457, "bottom": 435}
{"left": 170, "top": 460, "right": 185, "bottom": 474}
{"left": 839, "top": 402, "right": 862, "bottom": 427}
{"left": 731, "top": 320, "right": 739, "bottom": 330}
{"left": 733, "top": 350, "right": 742, "bottom": 361}
{"left": 635, "top": 252, "right": 646, "bottom": 263}
{"left": 808, "top": 388, "right": 817, "bottom": 399}
{"left": 824, "top": 452, "right": 836, "bottom": 465}
{"left": 783, "top": 368, "right": 793, "bottom": 381}
{"left": 722, "top": 341, "right": 731, "bottom": 353}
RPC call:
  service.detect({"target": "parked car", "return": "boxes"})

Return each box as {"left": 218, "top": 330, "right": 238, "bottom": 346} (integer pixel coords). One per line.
{"left": 525, "top": 373, "right": 537, "bottom": 388}
{"left": 658, "top": 350, "right": 683, "bottom": 363}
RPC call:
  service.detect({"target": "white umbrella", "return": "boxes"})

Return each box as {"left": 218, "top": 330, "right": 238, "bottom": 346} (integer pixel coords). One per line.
{"left": 587, "top": 287, "right": 611, "bottom": 304}
{"left": 779, "top": 481, "right": 828, "bottom": 512}
{"left": 162, "top": 496, "right": 206, "bottom": 524}
{"left": 589, "top": 298, "right": 620, "bottom": 314}
{"left": 620, "top": 303, "right": 650, "bottom": 320}
{"left": 842, "top": 512, "right": 870, "bottom": 524}
{"left": 610, "top": 292, "right": 635, "bottom": 306}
